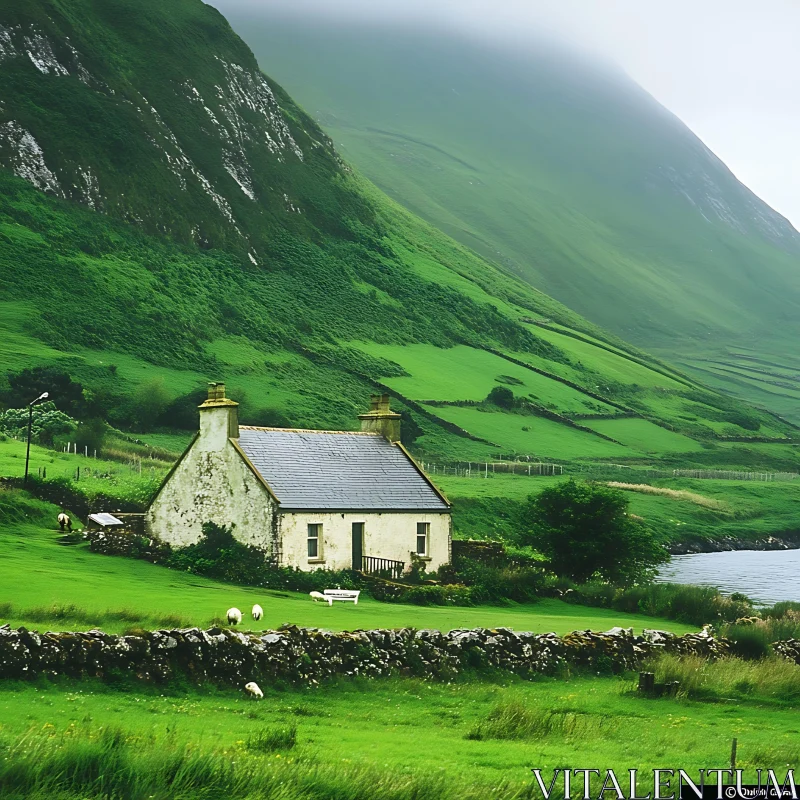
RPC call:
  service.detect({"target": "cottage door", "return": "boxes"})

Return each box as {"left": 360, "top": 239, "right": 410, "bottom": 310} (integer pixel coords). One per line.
{"left": 351, "top": 522, "right": 364, "bottom": 571}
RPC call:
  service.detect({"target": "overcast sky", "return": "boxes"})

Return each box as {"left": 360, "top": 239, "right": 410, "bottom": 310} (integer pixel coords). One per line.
{"left": 214, "top": 0, "right": 800, "bottom": 228}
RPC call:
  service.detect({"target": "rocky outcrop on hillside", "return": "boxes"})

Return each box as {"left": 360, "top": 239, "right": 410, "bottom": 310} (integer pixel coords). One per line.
{"left": 0, "top": 623, "right": 727, "bottom": 686}
{"left": 0, "top": 4, "right": 338, "bottom": 262}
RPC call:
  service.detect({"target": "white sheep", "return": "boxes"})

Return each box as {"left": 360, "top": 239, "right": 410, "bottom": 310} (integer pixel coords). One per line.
{"left": 226, "top": 607, "right": 242, "bottom": 625}
{"left": 244, "top": 681, "right": 263, "bottom": 699}
{"left": 309, "top": 591, "right": 332, "bottom": 606}
{"left": 251, "top": 604, "right": 263, "bottom": 621}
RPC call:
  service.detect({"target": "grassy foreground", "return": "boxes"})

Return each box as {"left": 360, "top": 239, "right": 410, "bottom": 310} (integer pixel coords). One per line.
{"left": 0, "top": 666, "right": 798, "bottom": 799}
{"left": 0, "top": 511, "right": 695, "bottom": 635}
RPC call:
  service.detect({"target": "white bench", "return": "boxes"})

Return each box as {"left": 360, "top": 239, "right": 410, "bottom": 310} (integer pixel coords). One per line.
{"left": 324, "top": 589, "right": 360, "bottom": 605}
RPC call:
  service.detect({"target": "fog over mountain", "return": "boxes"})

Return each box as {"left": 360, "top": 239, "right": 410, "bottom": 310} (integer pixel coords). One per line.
{"left": 213, "top": 0, "right": 800, "bottom": 228}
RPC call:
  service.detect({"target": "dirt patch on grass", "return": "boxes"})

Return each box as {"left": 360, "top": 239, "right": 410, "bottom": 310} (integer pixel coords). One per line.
{"left": 606, "top": 482, "right": 729, "bottom": 511}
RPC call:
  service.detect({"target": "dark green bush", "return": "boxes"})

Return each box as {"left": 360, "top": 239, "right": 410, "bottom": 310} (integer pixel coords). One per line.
{"left": 723, "top": 410, "right": 761, "bottom": 432}
{"left": 245, "top": 407, "right": 293, "bottom": 428}
{"left": 725, "top": 625, "right": 772, "bottom": 660}
{"left": 2, "top": 367, "right": 86, "bottom": 418}
{"left": 435, "top": 547, "right": 548, "bottom": 604}
{"left": 523, "top": 480, "right": 668, "bottom": 585}
{"left": 74, "top": 418, "right": 107, "bottom": 455}
{"left": 369, "top": 582, "right": 473, "bottom": 606}
{"left": 486, "top": 386, "right": 516, "bottom": 409}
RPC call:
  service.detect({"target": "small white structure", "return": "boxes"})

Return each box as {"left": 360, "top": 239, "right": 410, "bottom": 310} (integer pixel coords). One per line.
{"left": 324, "top": 589, "right": 360, "bottom": 604}
{"left": 147, "top": 385, "right": 451, "bottom": 574}
{"left": 86, "top": 513, "right": 124, "bottom": 530}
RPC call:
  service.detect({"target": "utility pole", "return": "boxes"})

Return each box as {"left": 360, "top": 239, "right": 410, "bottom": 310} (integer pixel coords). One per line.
{"left": 23, "top": 391, "right": 49, "bottom": 485}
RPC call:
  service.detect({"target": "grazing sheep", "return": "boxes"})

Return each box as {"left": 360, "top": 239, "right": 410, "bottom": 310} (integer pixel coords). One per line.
{"left": 57, "top": 513, "right": 72, "bottom": 532}
{"left": 226, "top": 607, "right": 243, "bottom": 625}
{"left": 309, "top": 591, "right": 326, "bottom": 602}
{"left": 251, "top": 604, "right": 263, "bottom": 621}
{"left": 244, "top": 681, "right": 263, "bottom": 699}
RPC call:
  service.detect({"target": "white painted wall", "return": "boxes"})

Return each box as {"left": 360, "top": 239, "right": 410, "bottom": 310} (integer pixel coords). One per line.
{"left": 146, "top": 407, "right": 277, "bottom": 552}
{"left": 279, "top": 510, "right": 451, "bottom": 573}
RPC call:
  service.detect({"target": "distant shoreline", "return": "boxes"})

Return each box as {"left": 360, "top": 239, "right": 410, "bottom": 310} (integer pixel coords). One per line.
{"left": 669, "top": 534, "right": 800, "bottom": 556}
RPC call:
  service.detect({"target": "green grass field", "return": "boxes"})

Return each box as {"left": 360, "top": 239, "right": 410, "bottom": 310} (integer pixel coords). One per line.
{"left": 0, "top": 508, "right": 695, "bottom": 635}
{"left": 584, "top": 418, "right": 704, "bottom": 454}
{"left": 0, "top": 438, "right": 166, "bottom": 508}
{"left": 426, "top": 405, "right": 633, "bottom": 459}
{"left": 354, "top": 342, "right": 614, "bottom": 413}
{"left": 523, "top": 327, "right": 683, "bottom": 389}
{"left": 1, "top": 665, "right": 798, "bottom": 798}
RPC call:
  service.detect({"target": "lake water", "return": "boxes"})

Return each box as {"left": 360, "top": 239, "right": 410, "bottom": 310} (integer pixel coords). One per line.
{"left": 657, "top": 549, "right": 800, "bottom": 605}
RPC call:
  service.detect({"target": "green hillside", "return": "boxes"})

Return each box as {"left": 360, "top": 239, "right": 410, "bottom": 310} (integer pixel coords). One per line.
{"left": 217, "top": 12, "right": 800, "bottom": 420}
{"left": 0, "top": 0, "right": 796, "bottom": 469}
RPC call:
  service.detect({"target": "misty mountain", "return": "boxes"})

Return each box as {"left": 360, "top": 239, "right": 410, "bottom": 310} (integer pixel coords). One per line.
{"left": 219, "top": 12, "right": 800, "bottom": 418}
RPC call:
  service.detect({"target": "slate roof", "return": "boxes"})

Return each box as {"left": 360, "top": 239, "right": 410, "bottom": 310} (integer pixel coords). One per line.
{"left": 237, "top": 427, "right": 450, "bottom": 511}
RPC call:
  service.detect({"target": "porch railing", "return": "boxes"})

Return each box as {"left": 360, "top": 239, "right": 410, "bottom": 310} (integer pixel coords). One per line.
{"left": 362, "top": 555, "right": 405, "bottom": 581}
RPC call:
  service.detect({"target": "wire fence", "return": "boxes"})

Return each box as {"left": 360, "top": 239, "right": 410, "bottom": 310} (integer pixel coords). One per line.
{"left": 669, "top": 469, "right": 800, "bottom": 482}
{"left": 419, "top": 461, "right": 564, "bottom": 478}
{"left": 419, "top": 460, "right": 800, "bottom": 482}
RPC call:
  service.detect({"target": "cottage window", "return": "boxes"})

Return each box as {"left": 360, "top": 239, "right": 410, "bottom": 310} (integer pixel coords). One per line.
{"left": 307, "top": 523, "right": 322, "bottom": 559}
{"left": 416, "top": 522, "right": 430, "bottom": 556}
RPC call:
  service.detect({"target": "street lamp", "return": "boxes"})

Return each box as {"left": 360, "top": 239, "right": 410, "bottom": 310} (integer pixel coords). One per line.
{"left": 23, "top": 391, "right": 49, "bottom": 485}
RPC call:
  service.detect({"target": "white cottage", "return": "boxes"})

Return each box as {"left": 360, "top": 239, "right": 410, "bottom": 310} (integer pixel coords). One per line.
{"left": 146, "top": 384, "right": 451, "bottom": 575}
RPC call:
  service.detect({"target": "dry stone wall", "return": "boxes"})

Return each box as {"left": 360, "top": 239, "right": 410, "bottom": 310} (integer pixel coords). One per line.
{"left": 0, "top": 624, "right": 728, "bottom": 686}
{"left": 774, "top": 639, "right": 800, "bottom": 665}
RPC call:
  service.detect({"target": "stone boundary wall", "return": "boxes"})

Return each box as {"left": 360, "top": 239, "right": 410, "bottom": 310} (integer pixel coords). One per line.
{"left": 0, "top": 624, "right": 729, "bottom": 687}
{"left": 775, "top": 639, "right": 800, "bottom": 665}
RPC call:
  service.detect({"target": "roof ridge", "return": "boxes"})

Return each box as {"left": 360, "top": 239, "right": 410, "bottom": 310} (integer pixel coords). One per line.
{"left": 239, "top": 426, "right": 380, "bottom": 435}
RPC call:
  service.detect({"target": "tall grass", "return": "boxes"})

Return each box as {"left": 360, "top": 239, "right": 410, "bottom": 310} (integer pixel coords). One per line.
{"left": 0, "top": 724, "right": 503, "bottom": 800}
{"left": 649, "top": 653, "right": 800, "bottom": 703}
{"left": 762, "top": 602, "right": 800, "bottom": 620}
{"left": 246, "top": 724, "right": 296, "bottom": 753}
{"left": 466, "top": 701, "right": 619, "bottom": 741}
{"left": 563, "top": 580, "right": 754, "bottom": 626}
{"left": 0, "top": 602, "right": 192, "bottom": 631}
{"left": 721, "top": 614, "right": 800, "bottom": 660}
{"left": 0, "top": 487, "right": 51, "bottom": 525}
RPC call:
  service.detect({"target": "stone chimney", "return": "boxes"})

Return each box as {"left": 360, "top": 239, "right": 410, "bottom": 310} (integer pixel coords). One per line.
{"left": 197, "top": 382, "right": 239, "bottom": 448}
{"left": 358, "top": 394, "right": 401, "bottom": 442}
